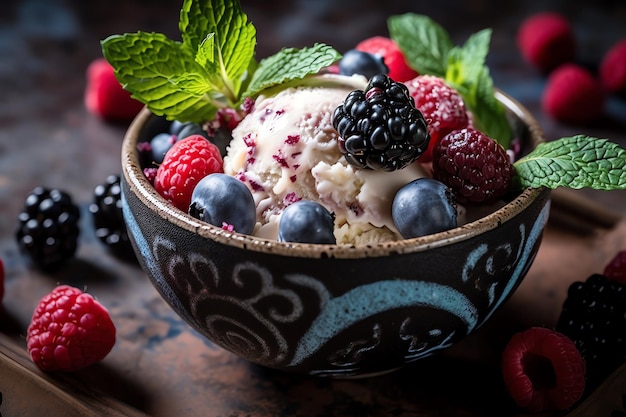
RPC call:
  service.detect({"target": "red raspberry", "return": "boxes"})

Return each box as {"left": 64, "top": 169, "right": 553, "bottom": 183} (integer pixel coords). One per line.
{"left": 501, "top": 327, "right": 585, "bottom": 413}
{"left": 154, "top": 135, "right": 223, "bottom": 212}
{"left": 84, "top": 58, "right": 144, "bottom": 122}
{"left": 432, "top": 127, "right": 512, "bottom": 204}
{"left": 604, "top": 250, "right": 626, "bottom": 286}
{"left": 517, "top": 12, "right": 576, "bottom": 73}
{"left": 542, "top": 63, "right": 605, "bottom": 124}
{"left": 355, "top": 36, "right": 418, "bottom": 82}
{"left": 405, "top": 75, "right": 470, "bottom": 163}
{"left": 27, "top": 285, "right": 116, "bottom": 372}
{"left": 599, "top": 39, "right": 626, "bottom": 95}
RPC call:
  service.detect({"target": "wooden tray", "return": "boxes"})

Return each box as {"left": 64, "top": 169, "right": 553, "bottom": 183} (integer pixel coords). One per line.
{"left": 0, "top": 334, "right": 147, "bottom": 417}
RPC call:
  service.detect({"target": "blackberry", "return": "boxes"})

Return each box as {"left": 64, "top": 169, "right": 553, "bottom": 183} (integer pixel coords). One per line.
{"left": 555, "top": 273, "right": 626, "bottom": 393}
{"left": 15, "top": 187, "right": 80, "bottom": 271}
{"left": 332, "top": 74, "right": 429, "bottom": 171}
{"left": 89, "top": 174, "right": 134, "bottom": 258}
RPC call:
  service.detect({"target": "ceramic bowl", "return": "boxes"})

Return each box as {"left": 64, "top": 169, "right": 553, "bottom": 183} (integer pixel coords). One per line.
{"left": 120, "top": 89, "right": 551, "bottom": 378}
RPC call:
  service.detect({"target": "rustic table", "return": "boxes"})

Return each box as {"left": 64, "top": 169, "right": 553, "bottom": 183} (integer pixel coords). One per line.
{"left": 1, "top": 0, "right": 626, "bottom": 416}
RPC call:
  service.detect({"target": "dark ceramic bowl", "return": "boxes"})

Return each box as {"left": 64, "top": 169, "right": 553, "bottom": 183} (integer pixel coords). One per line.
{"left": 120, "top": 89, "right": 551, "bottom": 378}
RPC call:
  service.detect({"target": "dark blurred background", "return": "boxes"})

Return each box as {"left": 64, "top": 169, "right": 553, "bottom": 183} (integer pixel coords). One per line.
{"left": 0, "top": 2, "right": 625, "bottom": 416}
{"left": 2, "top": 0, "right": 625, "bottom": 129}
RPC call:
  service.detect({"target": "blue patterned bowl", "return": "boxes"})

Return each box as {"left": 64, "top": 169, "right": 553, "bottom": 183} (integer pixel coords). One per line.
{"left": 120, "top": 90, "right": 551, "bottom": 378}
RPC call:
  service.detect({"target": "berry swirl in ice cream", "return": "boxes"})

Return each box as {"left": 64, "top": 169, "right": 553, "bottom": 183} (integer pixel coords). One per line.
{"left": 223, "top": 74, "right": 431, "bottom": 244}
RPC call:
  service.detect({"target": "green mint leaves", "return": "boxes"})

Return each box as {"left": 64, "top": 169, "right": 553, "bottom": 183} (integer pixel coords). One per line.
{"left": 387, "top": 13, "right": 626, "bottom": 193}
{"left": 514, "top": 136, "right": 626, "bottom": 190}
{"left": 101, "top": 0, "right": 339, "bottom": 123}
{"left": 388, "top": 13, "right": 512, "bottom": 149}
{"left": 243, "top": 44, "right": 341, "bottom": 98}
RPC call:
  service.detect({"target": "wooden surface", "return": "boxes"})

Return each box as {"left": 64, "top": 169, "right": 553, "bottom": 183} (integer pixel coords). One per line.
{"left": 1, "top": 0, "right": 626, "bottom": 416}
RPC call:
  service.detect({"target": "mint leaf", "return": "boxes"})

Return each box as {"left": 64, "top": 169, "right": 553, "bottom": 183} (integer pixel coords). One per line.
{"left": 445, "top": 29, "right": 512, "bottom": 148}
{"left": 445, "top": 29, "right": 490, "bottom": 88}
{"left": 388, "top": 13, "right": 453, "bottom": 76}
{"left": 452, "top": 65, "right": 512, "bottom": 146}
{"left": 514, "top": 136, "right": 626, "bottom": 190}
{"left": 195, "top": 34, "right": 216, "bottom": 71}
{"left": 101, "top": 32, "right": 220, "bottom": 123}
{"left": 180, "top": 0, "right": 256, "bottom": 101}
{"left": 102, "top": 0, "right": 341, "bottom": 123}
{"left": 242, "top": 43, "right": 341, "bottom": 100}
{"left": 388, "top": 14, "right": 512, "bottom": 149}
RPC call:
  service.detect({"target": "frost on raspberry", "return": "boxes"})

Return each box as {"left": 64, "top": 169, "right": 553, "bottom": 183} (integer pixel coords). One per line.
{"left": 27, "top": 285, "right": 116, "bottom": 372}
{"left": 405, "top": 75, "right": 470, "bottom": 163}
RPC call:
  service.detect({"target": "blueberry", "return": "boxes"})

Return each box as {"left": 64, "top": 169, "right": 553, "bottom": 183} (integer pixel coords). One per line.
{"left": 177, "top": 122, "right": 209, "bottom": 140}
{"left": 177, "top": 122, "right": 229, "bottom": 157}
{"left": 278, "top": 200, "right": 336, "bottom": 244}
{"left": 392, "top": 178, "right": 457, "bottom": 239}
{"left": 189, "top": 174, "right": 256, "bottom": 235}
{"left": 169, "top": 120, "right": 185, "bottom": 135}
{"left": 338, "top": 49, "right": 389, "bottom": 80}
{"left": 150, "top": 132, "right": 177, "bottom": 164}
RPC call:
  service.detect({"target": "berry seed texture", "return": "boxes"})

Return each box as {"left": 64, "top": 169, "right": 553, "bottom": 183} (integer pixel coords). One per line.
{"left": 27, "top": 285, "right": 116, "bottom": 372}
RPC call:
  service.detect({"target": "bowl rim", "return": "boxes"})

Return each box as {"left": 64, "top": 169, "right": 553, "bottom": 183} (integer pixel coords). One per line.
{"left": 121, "top": 89, "right": 550, "bottom": 259}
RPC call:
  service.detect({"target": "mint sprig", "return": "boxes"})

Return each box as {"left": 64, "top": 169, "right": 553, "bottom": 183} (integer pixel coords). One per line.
{"left": 101, "top": 0, "right": 340, "bottom": 123}
{"left": 514, "top": 136, "right": 626, "bottom": 190}
{"left": 243, "top": 44, "right": 341, "bottom": 98}
{"left": 386, "top": 13, "right": 453, "bottom": 76}
{"left": 387, "top": 13, "right": 512, "bottom": 149}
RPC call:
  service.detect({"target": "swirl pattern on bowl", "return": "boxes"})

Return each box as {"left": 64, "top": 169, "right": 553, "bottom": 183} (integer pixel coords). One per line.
{"left": 121, "top": 89, "right": 551, "bottom": 377}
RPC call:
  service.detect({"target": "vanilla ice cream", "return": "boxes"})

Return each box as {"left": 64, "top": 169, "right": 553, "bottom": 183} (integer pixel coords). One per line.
{"left": 223, "top": 74, "right": 430, "bottom": 244}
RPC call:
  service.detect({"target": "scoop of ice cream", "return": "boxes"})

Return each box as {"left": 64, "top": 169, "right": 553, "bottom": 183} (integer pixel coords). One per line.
{"left": 223, "top": 74, "right": 430, "bottom": 244}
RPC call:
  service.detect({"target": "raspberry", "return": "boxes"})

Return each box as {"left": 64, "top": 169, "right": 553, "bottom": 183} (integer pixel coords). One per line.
{"left": 154, "top": 135, "right": 224, "bottom": 212}
{"left": 27, "top": 285, "right": 116, "bottom": 372}
{"left": 432, "top": 127, "right": 512, "bottom": 204}
{"left": 542, "top": 63, "right": 605, "bottom": 124}
{"left": 84, "top": 58, "right": 144, "bottom": 122}
{"left": 332, "top": 74, "right": 430, "bottom": 171}
{"left": 355, "top": 36, "right": 418, "bottom": 82}
{"left": 516, "top": 12, "right": 576, "bottom": 73}
{"left": 405, "top": 75, "right": 471, "bottom": 163}
{"left": 501, "top": 327, "right": 586, "bottom": 413}
{"left": 15, "top": 187, "right": 81, "bottom": 271}
{"left": 89, "top": 174, "right": 134, "bottom": 258}
{"left": 555, "top": 273, "right": 626, "bottom": 393}
{"left": 599, "top": 39, "right": 626, "bottom": 95}
{"left": 604, "top": 250, "right": 626, "bottom": 285}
